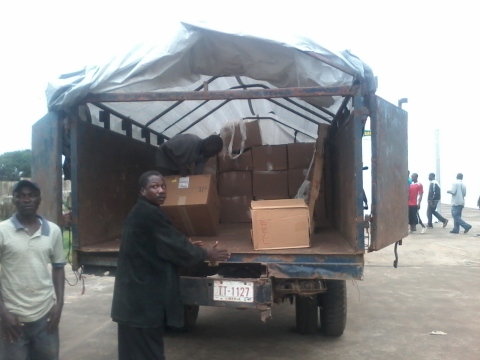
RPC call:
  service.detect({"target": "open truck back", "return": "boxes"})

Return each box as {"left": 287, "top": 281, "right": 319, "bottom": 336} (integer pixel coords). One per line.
{"left": 32, "top": 22, "right": 408, "bottom": 335}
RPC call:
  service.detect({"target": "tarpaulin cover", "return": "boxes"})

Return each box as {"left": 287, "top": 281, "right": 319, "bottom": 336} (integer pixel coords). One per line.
{"left": 46, "top": 21, "right": 376, "bottom": 144}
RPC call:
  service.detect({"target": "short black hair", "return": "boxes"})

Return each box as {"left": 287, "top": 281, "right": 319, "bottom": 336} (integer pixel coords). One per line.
{"left": 204, "top": 135, "right": 223, "bottom": 152}
{"left": 456, "top": 173, "right": 463, "bottom": 180}
{"left": 138, "top": 171, "right": 163, "bottom": 189}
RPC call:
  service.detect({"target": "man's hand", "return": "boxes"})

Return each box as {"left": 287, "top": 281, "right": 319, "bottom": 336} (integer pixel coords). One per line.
{"left": 47, "top": 303, "right": 63, "bottom": 333}
{"left": 0, "top": 310, "right": 23, "bottom": 343}
{"left": 189, "top": 239, "right": 204, "bottom": 247}
{"left": 205, "top": 241, "right": 230, "bottom": 265}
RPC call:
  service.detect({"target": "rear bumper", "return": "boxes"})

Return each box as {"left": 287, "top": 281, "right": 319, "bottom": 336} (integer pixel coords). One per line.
{"left": 180, "top": 276, "right": 272, "bottom": 309}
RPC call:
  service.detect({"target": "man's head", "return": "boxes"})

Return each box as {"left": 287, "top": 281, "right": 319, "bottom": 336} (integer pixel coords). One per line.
{"left": 200, "top": 135, "right": 223, "bottom": 158}
{"left": 428, "top": 173, "right": 435, "bottom": 181}
{"left": 12, "top": 180, "right": 41, "bottom": 216}
{"left": 411, "top": 173, "right": 418, "bottom": 182}
{"left": 456, "top": 173, "right": 463, "bottom": 180}
{"left": 139, "top": 171, "right": 167, "bottom": 205}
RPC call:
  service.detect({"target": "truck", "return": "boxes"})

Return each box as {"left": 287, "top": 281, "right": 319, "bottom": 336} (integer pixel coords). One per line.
{"left": 32, "top": 22, "right": 408, "bottom": 336}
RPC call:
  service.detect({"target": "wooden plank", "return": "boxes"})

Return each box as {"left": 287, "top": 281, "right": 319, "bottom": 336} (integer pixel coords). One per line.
{"left": 308, "top": 124, "right": 329, "bottom": 232}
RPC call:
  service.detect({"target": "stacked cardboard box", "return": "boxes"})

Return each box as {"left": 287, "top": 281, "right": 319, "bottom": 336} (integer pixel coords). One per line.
{"left": 252, "top": 145, "right": 288, "bottom": 200}
{"left": 251, "top": 199, "right": 310, "bottom": 250}
{"left": 218, "top": 151, "right": 253, "bottom": 172}
{"left": 218, "top": 152, "right": 254, "bottom": 223}
{"left": 217, "top": 120, "right": 263, "bottom": 224}
{"left": 287, "top": 142, "right": 315, "bottom": 197}
{"left": 202, "top": 155, "right": 219, "bottom": 186}
{"left": 215, "top": 138, "right": 315, "bottom": 242}
{"left": 161, "top": 175, "right": 220, "bottom": 236}
{"left": 220, "top": 120, "right": 263, "bottom": 152}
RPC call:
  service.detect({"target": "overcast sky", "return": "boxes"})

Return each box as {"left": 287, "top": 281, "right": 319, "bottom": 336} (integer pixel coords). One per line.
{"left": 1, "top": 0, "right": 478, "bottom": 207}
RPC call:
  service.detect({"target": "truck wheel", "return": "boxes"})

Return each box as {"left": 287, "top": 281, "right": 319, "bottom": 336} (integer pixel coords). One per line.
{"left": 318, "top": 280, "right": 347, "bottom": 336}
{"left": 295, "top": 295, "right": 319, "bottom": 335}
{"left": 183, "top": 304, "right": 200, "bottom": 331}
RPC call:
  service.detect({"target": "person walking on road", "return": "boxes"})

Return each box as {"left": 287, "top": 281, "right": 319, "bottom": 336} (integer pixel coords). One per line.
{"left": 427, "top": 173, "right": 449, "bottom": 228}
{"left": 111, "top": 170, "right": 230, "bottom": 360}
{"left": 408, "top": 173, "right": 427, "bottom": 233}
{"left": 447, "top": 173, "right": 472, "bottom": 234}
{"left": 0, "top": 180, "right": 66, "bottom": 360}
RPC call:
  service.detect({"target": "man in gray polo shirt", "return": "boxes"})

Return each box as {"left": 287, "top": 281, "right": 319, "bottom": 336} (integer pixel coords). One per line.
{"left": 156, "top": 133, "right": 223, "bottom": 176}
{"left": 447, "top": 173, "right": 472, "bottom": 234}
{"left": 0, "top": 180, "right": 66, "bottom": 360}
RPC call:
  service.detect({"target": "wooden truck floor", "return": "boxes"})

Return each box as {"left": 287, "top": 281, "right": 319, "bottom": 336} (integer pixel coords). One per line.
{"left": 76, "top": 223, "right": 360, "bottom": 256}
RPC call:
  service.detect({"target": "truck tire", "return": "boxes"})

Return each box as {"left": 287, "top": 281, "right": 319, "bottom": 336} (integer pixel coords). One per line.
{"left": 318, "top": 280, "right": 347, "bottom": 336}
{"left": 295, "top": 295, "right": 319, "bottom": 335}
{"left": 183, "top": 304, "right": 200, "bottom": 331}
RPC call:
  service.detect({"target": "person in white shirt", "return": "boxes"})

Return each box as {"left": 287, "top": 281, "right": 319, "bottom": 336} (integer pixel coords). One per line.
{"left": 0, "top": 180, "right": 66, "bottom": 360}
{"left": 447, "top": 173, "right": 472, "bottom": 234}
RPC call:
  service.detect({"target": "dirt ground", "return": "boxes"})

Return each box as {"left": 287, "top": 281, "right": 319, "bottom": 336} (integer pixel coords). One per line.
{"left": 58, "top": 204, "right": 480, "bottom": 360}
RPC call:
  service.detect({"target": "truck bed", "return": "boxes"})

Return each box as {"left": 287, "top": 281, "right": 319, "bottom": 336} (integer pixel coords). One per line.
{"left": 76, "top": 223, "right": 359, "bottom": 256}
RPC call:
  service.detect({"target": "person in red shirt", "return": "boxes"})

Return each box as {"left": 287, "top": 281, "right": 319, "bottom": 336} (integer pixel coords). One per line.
{"left": 408, "top": 173, "right": 426, "bottom": 233}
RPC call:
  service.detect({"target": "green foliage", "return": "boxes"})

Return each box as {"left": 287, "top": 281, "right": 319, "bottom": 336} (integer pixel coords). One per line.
{"left": 63, "top": 230, "right": 73, "bottom": 263}
{"left": 0, "top": 150, "right": 32, "bottom": 181}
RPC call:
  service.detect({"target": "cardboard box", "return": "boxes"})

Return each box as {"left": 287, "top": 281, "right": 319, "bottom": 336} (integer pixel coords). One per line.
{"left": 252, "top": 171, "right": 288, "bottom": 199}
{"left": 288, "top": 168, "right": 311, "bottom": 197}
{"left": 218, "top": 171, "right": 252, "bottom": 197}
{"left": 252, "top": 145, "right": 288, "bottom": 171}
{"left": 251, "top": 199, "right": 310, "bottom": 250}
{"left": 220, "top": 196, "right": 253, "bottom": 223}
{"left": 218, "top": 150, "right": 253, "bottom": 172}
{"left": 161, "top": 175, "right": 220, "bottom": 236}
{"left": 202, "top": 155, "right": 218, "bottom": 176}
{"left": 287, "top": 142, "right": 315, "bottom": 169}
{"left": 220, "top": 120, "right": 263, "bottom": 152}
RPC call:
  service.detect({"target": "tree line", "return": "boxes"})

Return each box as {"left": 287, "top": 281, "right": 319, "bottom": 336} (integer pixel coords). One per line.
{"left": 0, "top": 150, "right": 32, "bottom": 181}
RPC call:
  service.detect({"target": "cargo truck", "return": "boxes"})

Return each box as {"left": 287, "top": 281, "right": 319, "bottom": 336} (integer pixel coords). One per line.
{"left": 32, "top": 22, "right": 408, "bottom": 335}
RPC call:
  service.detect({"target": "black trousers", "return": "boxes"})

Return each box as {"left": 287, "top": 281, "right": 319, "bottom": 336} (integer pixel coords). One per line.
{"left": 118, "top": 324, "right": 165, "bottom": 360}
{"left": 427, "top": 200, "right": 446, "bottom": 226}
{"left": 408, "top": 205, "right": 419, "bottom": 225}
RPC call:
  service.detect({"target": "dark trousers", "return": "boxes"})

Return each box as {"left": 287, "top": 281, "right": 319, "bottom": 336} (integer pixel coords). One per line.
{"left": 118, "top": 323, "right": 165, "bottom": 360}
{"left": 408, "top": 205, "right": 419, "bottom": 225}
{"left": 427, "top": 200, "right": 446, "bottom": 226}
{"left": 451, "top": 205, "right": 471, "bottom": 233}
{"left": 409, "top": 205, "right": 425, "bottom": 229}
{"left": 0, "top": 312, "right": 59, "bottom": 360}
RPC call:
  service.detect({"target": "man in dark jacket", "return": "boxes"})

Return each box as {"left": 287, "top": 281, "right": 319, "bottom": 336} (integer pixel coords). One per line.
{"left": 427, "top": 173, "right": 448, "bottom": 228}
{"left": 155, "top": 133, "right": 223, "bottom": 176}
{"left": 111, "top": 170, "right": 229, "bottom": 360}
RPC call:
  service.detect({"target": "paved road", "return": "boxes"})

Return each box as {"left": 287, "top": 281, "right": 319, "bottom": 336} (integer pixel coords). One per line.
{"left": 59, "top": 205, "right": 480, "bottom": 360}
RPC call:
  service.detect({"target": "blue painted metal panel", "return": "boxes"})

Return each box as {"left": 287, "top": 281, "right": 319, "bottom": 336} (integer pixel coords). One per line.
{"left": 227, "top": 253, "right": 362, "bottom": 264}
{"left": 267, "top": 262, "right": 363, "bottom": 280}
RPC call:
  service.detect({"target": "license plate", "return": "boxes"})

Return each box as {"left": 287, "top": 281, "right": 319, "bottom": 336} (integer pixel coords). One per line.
{"left": 213, "top": 280, "right": 254, "bottom": 303}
